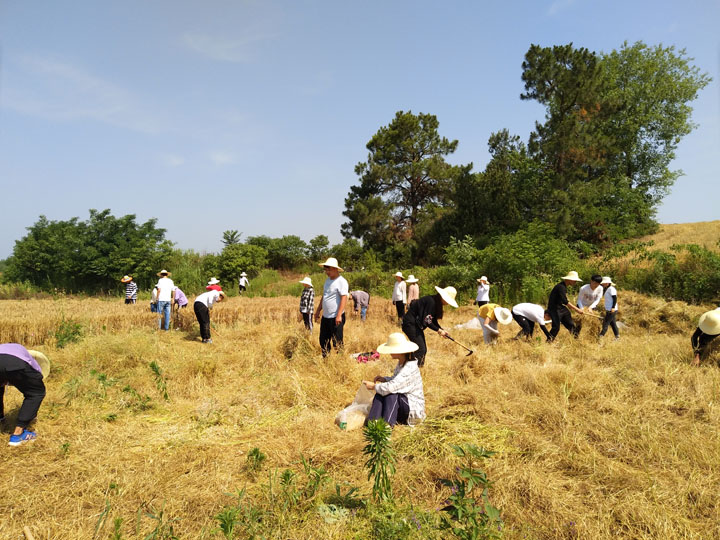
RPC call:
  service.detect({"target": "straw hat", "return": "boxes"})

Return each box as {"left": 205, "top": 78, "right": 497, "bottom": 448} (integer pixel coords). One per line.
{"left": 120, "top": 275, "right": 133, "bottom": 283}
{"left": 561, "top": 271, "right": 582, "bottom": 282}
{"left": 394, "top": 271, "right": 404, "bottom": 279}
{"left": 299, "top": 277, "right": 313, "bottom": 286}
{"left": 477, "top": 276, "right": 489, "bottom": 283}
{"left": 494, "top": 307, "right": 513, "bottom": 325}
{"left": 318, "top": 257, "right": 344, "bottom": 272}
{"left": 156, "top": 269, "right": 172, "bottom": 277}
{"left": 698, "top": 310, "right": 720, "bottom": 335}
{"left": 406, "top": 275, "right": 419, "bottom": 283}
{"left": 377, "top": 332, "right": 419, "bottom": 354}
{"left": 434, "top": 286, "right": 459, "bottom": 308}
{"left": 601, "top": 276, "right": 614, "bottom": 286}
{"left": 240, "top": 272, "right": 248, "bottom": 277}
{"left": 28, "top": 350, "right": 50, "bottom": 378}
{"left": 218, "top": 291, "right": 227, "bottom": 299}
{"left": 207, "top": 277, "right": 220, "bottom": 285}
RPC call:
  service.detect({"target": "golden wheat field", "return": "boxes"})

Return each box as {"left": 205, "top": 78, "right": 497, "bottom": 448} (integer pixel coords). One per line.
{"left": 637, "top": 220, "right": 720, "bottom": 252}
{"left": 1, "top": 289, "right": 720, "bottom": 539}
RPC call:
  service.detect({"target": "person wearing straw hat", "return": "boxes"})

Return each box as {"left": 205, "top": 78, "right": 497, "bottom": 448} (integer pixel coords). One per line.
{"left": 475, "top": 276, "right": 490, "bottom": 306}
{"left": 406, "top": 275, "right": 420, "bottom": 305}
{"left": 238, "top": 272, "right": 249, "bottom": 295}
{"left": 691, "top": 308, "right": 720, "bottom": 366}
{"left": 401, "top": 285, "right": 458, "bottom": 367}
{"left": 392, "top": 272, "right": 407, "bottom": 321}
{"left": 511, "top": 303, "right": 552, "bottom": 340}
{"left": 598, "top": 276, "right": 620, "bottom": 341}
{"left": 547, "top": 271, "right": 585, "bottom": 341}
{"left": 193, "top": 289, "right": 226, "bottom": 344}
{"left": 298, "top": 277, "right": 315, "bottom": 332}
{"left": 155, "top": 270, "right": 175, "bottom": 331}
{"left": 477, "top": 303, "right": 513, "bottom": 344}
{"left": 315, "top": 257, "right": 349, "bottom": 357}
{"left": 121, "top": 275, "right": 138, "bottom": 305}
{"left": 206, "top": 277, "right": 222, "bottom": 292}
{"left": 0, "top": 343, "right": 49, "bottom": 446}
{"left": 350, "top": 290, "right": 370, "bottom": 321}
{"left": 362, "top": 333, "right": 425, "bottom": 427}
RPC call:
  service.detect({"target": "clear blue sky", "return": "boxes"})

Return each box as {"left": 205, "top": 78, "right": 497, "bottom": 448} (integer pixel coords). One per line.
{"left": 1, "top": 0, "right": 718, "bottom": 258}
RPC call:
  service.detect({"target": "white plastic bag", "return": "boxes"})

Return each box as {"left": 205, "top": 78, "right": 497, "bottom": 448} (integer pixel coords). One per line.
{"left": 335, "top": 383, "right": 374, "bottom": 431}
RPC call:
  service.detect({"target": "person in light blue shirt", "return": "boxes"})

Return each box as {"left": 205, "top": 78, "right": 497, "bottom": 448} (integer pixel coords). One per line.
{"left": 314, "top": 258, "right": 349, "bottom": 357}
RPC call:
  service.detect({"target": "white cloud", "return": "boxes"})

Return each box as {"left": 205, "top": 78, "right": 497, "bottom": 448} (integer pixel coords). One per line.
{"left": 183, "top": 31, "right": 277, "bottom": 63}
{"left": 4, "top": 54, "right": 165, "bottom": 133}
{"left": 209, "top": 151, "right": 236, "bottom": 165}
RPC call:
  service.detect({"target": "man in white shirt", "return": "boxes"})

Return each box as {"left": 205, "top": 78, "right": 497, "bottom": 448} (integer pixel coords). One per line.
{"left": 599, "top": 276, "right": 620, "bottom": 340}
{"left": 238, "top": 272, "right": 249, "bottom": 295}
{"left": 155, "top": 270, "right": 175, "bottom": 330}
{"left": 576, "top": 275, "right": 604, "bottom": 312}
{"left": 511, "top": 303, "right": 552, "bottom": 340}
{"left": 392, "top": 272, "right": 407, "bottom": 321}
{"left": 193, "top": 289, "right": 226, "bottom": 343}
{"left": 314, "top": 258, "right": 349, "bottom": 357}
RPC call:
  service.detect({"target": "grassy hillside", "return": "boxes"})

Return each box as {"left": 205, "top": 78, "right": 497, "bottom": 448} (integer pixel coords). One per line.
{"left": 1, "top": 291, "right": 719, "bottom": 539}
{"left": 637, "top": 220, "right": 720, "bottom": 252}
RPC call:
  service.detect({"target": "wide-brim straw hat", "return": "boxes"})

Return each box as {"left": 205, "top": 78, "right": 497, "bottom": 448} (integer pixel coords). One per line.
{"left": 377, "top": 332, "right": 419, "bottom": 354}
{"left": 240, "top": 272, "right": 248, "bottom": 277}
{"left": 319, "top": 257, "right": 344, "bottom": 272}
{"left": 394, "top": 271, "right": 404, "bottom": 279}
{"left": 406, "top": 275, "right": 418, "bottom": 283}
{"left": 561, "top": 271, "right": 582, "bottom": 282}
{"left": 218, "top": 291, "right": 227, "bottom": 299}
{"left": 434, "top": 286, "right": 459, "bottom": 308}
{"left": 698, "top": 310, "right": 720, "bottom": 335}
{"left": 28, "top": 350, "right": 51, "bottom": 378}
{"left": 156, "top": 269, "right": 172, "bottom": 277}
{"left": 494, "top": 307, "right": 513, "bottom": 325}
{"left": 477, "top": 276, "right": 489, "bottom": 283}
{"left": 299, "top": 277, "right": 313, "bottom": 286}
{"left": 120, "top": 275, "right": 133, "bottom": 283}
{"left": 207, "top": 277, "right": 220, "bottom": 285}
{"left": 601, "top": 276, "right": 614, "bottom": 286}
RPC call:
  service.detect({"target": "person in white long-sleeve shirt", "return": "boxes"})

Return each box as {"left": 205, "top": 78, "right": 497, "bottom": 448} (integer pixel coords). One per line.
{"left": 576, "top": 275, "right": 604, "bottom": 311}
{"left": 475, "top": 276, "right": 490, "bottom": 306}
{"left": 512, "top": 303, "right": 552, "bottom": 340}
{"left": 193, "top": 290, "right": 226, "bottom": 344}
{"left": 362, "top": 333, "right": 425, "bottom": 427}
{"left": 392, "top": 272, "right": 407, "bottom": 321}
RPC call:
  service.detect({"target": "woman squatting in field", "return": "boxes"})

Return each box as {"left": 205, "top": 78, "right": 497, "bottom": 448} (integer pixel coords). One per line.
{"left": 691, "top": 308, "right": 720, "bottom": 366}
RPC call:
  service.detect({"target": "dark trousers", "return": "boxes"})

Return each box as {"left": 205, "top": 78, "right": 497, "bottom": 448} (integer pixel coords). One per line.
{"left": 402, "top": 321, "right": 427, "bottom": 367}
{"left": 600, "top": 311, "right": 619, "bottom": 338}
{"left": 394, "top": 301, "right": 405, "bottom": 319}
{"left": 125, "top": 298, "right": 136, "bottom": 305}
{"left": 549, "top": 307, "right": 579, "bottom": 341}
{"left": 691, "top": 328, "right": 719, "bottom": 358}
{"left": 477, "top": 300, "right": 489, "bottom": 307}
{"left": 194, "top": 302, "right": 211, "bottom": 340}
{"left": 320, "top": 314, "right": 345, "bottom": 357}
{"left": 0, "top": 355, "right": 46, "bottom": 428}
{"left": 366, "top": 393, "right": 409, "bottom": 427}
{"left": 513, "top": 312, "right": 536, "bottom": 339}
{"left": 302, "top": 312, "right": 313, "bottom": 333}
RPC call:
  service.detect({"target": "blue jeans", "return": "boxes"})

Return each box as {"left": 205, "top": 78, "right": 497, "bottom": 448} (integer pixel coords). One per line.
{"left": 360, "top": 305, "right": 367, "bottom": 321}
{"left": 157, "top": 301, "right": 171, "bottom": 330}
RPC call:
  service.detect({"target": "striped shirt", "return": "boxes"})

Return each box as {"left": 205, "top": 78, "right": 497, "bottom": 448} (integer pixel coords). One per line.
{"left": 125, "top": 281, "right": 138, "bottom": 300}
{"left": 375, "top": 360, "right": 425, "bottom": 425}
{"left": 299, "top": 287, "right": 315, "bottom": 314}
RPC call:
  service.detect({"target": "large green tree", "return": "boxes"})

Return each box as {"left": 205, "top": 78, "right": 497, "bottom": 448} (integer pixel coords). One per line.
{"left": 5, "top": 209, "right": 173, "bottom": 292}
{"left": 342, "top": 111, "right": 466, "bottom": 264}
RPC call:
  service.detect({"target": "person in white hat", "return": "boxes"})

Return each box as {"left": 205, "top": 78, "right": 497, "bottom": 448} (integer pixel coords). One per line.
{"left": 121, "top": 275, "right": 138, "bottom": 304}
{"left": 362, "top": 333, "right": 425, "bottom": 427}
{"left": 155, "top": 270, "right": 175, "bottom": 331}
{"left": 349, "top": 290, "right": 370, "bottom": 321}
{"left": 691, "top": 309, "right": 720, "bottom": 366}
{"left": 206, "top": 277, "right": 222, "bottom": 292}
{"left": 475, "top": 276, "right": 490, "bottom": 306}
{"left": 392, "top": 272, "right": 407, "bottom": 321}
{"left": 193, "top": 290, "right": 226, "bottom": 344}
{"left": 406, "top": 275, "right": 420, "bottom": 305}
{"left": 0, "top": 344, "right": 48, "bottom": 446}
{"left": 401, "top": 285, "right": 458, "bottom": 367}
{"left": 298, "top": 277, "right": 315, "bottom": 332}
{"left": 477, "top": 303, "right": 513, "bottom": 344}
{"left": 598, "top": 277, "right": 620, "bottom": 340}
{"left": 511, "top": 303, "right": 552, "bottom": 340}
{"left": 238, "top": 272, "right": 249, "bottom": 295}
{"left": 547, "top": 271, "right": 585, "bottom": 341}
{"left": 314, "top": 258, "right": 349, "bottom": 356}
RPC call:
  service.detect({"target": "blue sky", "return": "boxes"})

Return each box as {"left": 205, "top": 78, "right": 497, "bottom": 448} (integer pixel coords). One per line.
{"left": 1, "top": 0, "right": 718, "bottom": 258}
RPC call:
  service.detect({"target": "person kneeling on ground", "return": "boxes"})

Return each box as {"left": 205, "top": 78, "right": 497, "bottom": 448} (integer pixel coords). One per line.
{"left": 0, "top": 343, "right": 49, "bottom": 446}
{"left": 362, "top": 333, "right": 425, "bottom": 427}
{"left": 477, "top": 303, "right": 513, "bottom": 344}
{"left": 193, "top": 290, "right": 226, "bottom": 344}
{"left": 691, "top": 308, "right": 720, "bottom": 366}
{"left": 511, "top": 303, "right": 552, "bottom": 340}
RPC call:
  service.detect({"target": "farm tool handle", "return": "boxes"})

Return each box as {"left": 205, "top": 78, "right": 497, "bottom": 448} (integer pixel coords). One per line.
{"left": 445, "top": 334, "right": 474, "bottom": 356}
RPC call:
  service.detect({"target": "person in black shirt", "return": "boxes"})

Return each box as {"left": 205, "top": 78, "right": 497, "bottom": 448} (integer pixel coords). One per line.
{"left": 401, "top": 286, "right": 458, "bottom": 367}
{"left": 547, "top": 271, "right": 585, "bottom": 341}
{"left": 692, "top": 309, "right": 720, "bottom": 366}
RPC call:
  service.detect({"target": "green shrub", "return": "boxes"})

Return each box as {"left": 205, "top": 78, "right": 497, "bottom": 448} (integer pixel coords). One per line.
{"left": 55, "top": 317, "right": 83, "bottom": 348}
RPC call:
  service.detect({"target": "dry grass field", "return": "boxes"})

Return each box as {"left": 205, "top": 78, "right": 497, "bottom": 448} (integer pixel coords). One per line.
{"left": 2, "top": 287, "right": 720, "bottom": 539}
{"left": 636, "top": 220, "right": 720, "bottom": 252}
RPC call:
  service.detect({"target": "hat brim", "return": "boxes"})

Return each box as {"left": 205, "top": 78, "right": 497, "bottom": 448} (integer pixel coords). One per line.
{"left": 494, "top": 308, "right": 513, "bottom": 325}
{"left": 435, "top": 286, "right": 458, "bottom": 308}
{"left": 28, "top": 350, "right": 50, "bottom": 378}
{"left": 699, "top": 311, "right": 720, "bottom": 335}
{"left": 406, "top": 278, "right": 418, "bottom": 283}
{"left": 561, "top": 275, "right": 582, "bottom": 281}
{"left": 319, "top": 263, "right": 344, "bottom": 272}
{"left": 120, "top": 277, "right": 132, "bottom": 283}
{"left": 157, "top": 272, "right": 172, "bottom": 277}
{"left": 377, "top": 341, "right": 419, "bottom": 354}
